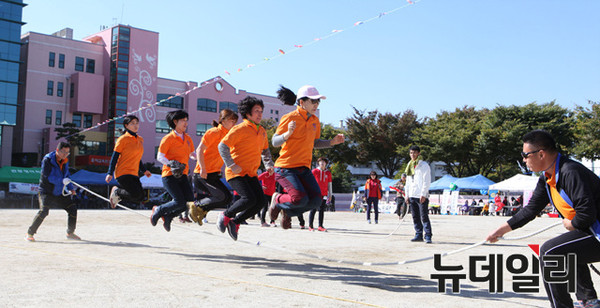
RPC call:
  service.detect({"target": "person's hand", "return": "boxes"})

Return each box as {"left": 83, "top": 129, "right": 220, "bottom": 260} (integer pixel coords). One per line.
{"left": 284, "top": 121, "right": 296, "bottom": 140}
{"left": 420, "top": 196, "right": 427, "bottom": 204}
{"left": 486, "top": 222, "right": 512, "bottom": 243}
{"left": 563, "top": 218, "right": 575, "bottom": 231}
{"left": 144, "top": 170, "right": 152, "bottom": 178}
{"left": 167, "top": 160, "right": 186, "bottom": 178}
{"left": 70, "top": 190, "right": 76, "bottom": 195}
{"left": 331, "top": 134, "right": 345, "bottom": 145}
{"left": 230, "top": 164, "right": 242, "bottom": 174}
{"left": 105, "top": 174, "right": 113, "bottom": 183}
{"left": 200, "top": 169, "right": 207, "bottom": 179}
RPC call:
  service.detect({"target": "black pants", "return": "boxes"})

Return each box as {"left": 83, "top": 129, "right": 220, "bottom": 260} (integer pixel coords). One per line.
{"left": 155, "top": 175, "right": 194, "bottom": 220}
{"left": 116, "top": 174, "right": 144, "bottom": 203}
{"left": 540, "top": 230, "right": 600, "bottom": 308}
{"left": 366, "top": 197, "right": 379, "bottom": 221}
{"left": 309, "top": 198, "right": 327, "bottom": 228}
{"left": 28, "top": 193, "right": 77, "bottom": 235}
{"left": 224, "top": 176, "right": 266, "bottom": 225}
{"left": 260, "top": 194, "right": 272, "bottom": 224}
{"left": 193, "top": 172, "right": 232, "bottom": 211}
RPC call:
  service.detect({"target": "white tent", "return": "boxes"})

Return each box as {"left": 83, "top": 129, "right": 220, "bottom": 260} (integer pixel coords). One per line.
{"left": 140, "top": 174, "right": 164, "bottom": 188}
{"left": 488, "top": 174, "right": 538, "bottom": 192}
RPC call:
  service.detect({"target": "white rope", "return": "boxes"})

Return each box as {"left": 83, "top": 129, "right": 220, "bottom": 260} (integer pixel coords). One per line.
{"left": 63, "top": 179, "right": 563, "bottom": 267}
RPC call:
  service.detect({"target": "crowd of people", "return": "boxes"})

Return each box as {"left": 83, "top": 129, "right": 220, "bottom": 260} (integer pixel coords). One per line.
{"left": 22, "top": 90, "right": 600, "bottom": 307}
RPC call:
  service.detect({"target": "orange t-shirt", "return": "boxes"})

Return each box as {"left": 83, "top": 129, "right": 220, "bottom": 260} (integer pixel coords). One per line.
{"left": 159, "top": 130, "right": 195, "bottom": 177}
{"left": 274, "top": 106, "right": 321, "bottom": 169}
{"left": 194, "top": 124, "right": 229, "bottom": 174}
{"left": 113, "top": 131, "right": 144, "bottom": 178}
{"left": 221, "top": 119, "right": 269, "bottom": 181}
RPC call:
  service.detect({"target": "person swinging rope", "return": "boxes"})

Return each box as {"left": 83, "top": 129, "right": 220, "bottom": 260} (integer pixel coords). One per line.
{"left": 268, "top": 85, "right": 345, "bottom": 229}
{"left": 105, "top": 115, "right": 152, "bottom": 209}
{"left": 188, "top": 109, "right": 238, "bottom": 225}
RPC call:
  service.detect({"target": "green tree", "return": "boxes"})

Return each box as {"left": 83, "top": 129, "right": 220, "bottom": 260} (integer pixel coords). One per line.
{"left": 55, "top": 122, "right": 86, "bottom": 162}
{"left": 413, "top": 106, "right": 489, "bottom": 178}
{"left": 572, "top": 101, "right": 600, "bottom": 160}
{"left": 480, "top": 102, "right": 574, "bottom": 181}
{"left": 346, "top": 108, "right": 421, "bottom": 178}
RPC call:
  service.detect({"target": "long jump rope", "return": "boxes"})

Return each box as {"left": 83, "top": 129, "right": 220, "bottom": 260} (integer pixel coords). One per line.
{"left": 62, "top": 178, "right": 572, "bottom": 267}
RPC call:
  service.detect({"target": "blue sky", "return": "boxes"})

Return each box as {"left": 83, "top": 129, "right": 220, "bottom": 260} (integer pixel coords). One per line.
{"left": 22, "top": 0, "right": 600, "bottom": 126}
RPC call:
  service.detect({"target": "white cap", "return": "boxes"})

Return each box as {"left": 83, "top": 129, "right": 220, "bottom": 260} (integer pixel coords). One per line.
{"left": 296, "top": 85, "right": 326, "bottom": 100}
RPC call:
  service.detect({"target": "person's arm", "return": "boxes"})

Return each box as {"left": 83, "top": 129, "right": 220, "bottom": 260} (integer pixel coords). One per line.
{"left": 486, "top": 222, "right": 513, "bottom": 243}
{"left": 272, "top": 118, "right": 295, "bottom": 147}
{"left": 107, "top": 151, "right": 120, "bottom": 176}
{"left": 563, "top": 167, "right": 598, "bottom": 230}
{"left": 195, "top": 142, "right": 208, "bottom": 178}
{"left": 156, "top": 151, "right": 169, "bottom": 165}
{"left": 313, "top": 134, "right": 345, "bottom": 149}
{"left": 218, "top": 142, "right": 241, "bottom": 174}
{"left": 327, "top": 182, "right": 333, "bottom": 201}
{"left": 506, "top": 177, "right": 549, "bottom": 230}
{"left": 419, "top": 162, "right": 431, "bottom": 198}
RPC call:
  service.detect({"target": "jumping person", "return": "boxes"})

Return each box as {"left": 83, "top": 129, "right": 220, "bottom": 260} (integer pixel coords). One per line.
{"left": 150, "top": 109, "right": 195, "bottom": 232}
{"left": 105, "top": 115, "right": 152, "bottom": 208}
{"left": 26, "top": 142, "right": 80, "bottom": 241}
{"left": 309, "top": 157, "right": 332, "bottom": 231}
{"left": 487, "top": 130, "right": 600, "bottom": 308}
{"left": 217, "top": 96, "right": 274, "bottom": 240}
{"left": 188, "top": 109, "right": 238, "bottom": 225}
{"left": 269, "top": 85, "right": 345, "bottom": 229}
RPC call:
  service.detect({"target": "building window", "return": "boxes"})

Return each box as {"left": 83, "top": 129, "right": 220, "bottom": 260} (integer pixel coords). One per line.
{"left": 55, "top": 110, "right": 62, "bottom": 125}
{"left": 79, "top": 140, "right": 107, "bottom": 156}
{"left": 219, "top": 101, "right": 238, "bottom": 113}
{"left": 58, "top": 54, "right": 65, "bottom": 69}
{"left": 84, "top": 114, "right": 93, "bottom": 128}
{"left": 197, "top": 98, "right": 217, "bottom": 112}
{"left": 86, "top": 59, "right": 95, "bottom": 73}
{"left": 196, "top": 123, "right": 212, "bottom": 136}
{"left": 48, "top": 52, "right": 55, "bottom": 67}
{"left": 75, "top": 57, "right": 84, "bottom": 72}
{"left": 155, "top": 120, "right": 170, "bottom": 133}
{"left": 45, "top": 110, "right": 52, "bottom": 125}
{"left": 157, "top": 93, "right": 183, "bottom": 109}
{"left": 72, "top": 113, "right": 82, "bottom": 127}
{"left": 57, "top": 82, "right": 64, "bottom": 97}
{"left": 70, "top": 83, "right": 74, "bottom": 98}
{"left": 47, "top": 80, "right": 54, "bottom": 96}
{"left": 275, "top": 110, "right": 279, "bottom": 115}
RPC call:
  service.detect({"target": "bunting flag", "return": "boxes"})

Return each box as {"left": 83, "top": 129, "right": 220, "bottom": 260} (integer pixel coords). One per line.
{"left": 62, "top": 0, "right": 422, "bottom": 140}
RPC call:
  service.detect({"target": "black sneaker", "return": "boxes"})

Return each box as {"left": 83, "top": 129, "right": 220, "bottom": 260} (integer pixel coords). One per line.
{"left": 217, "top": 212, "right": 230, "bottom": 233}
{"left": 410, "top": 235, "right": 423, "bottom": 242}
{"left": 163, "top": 216, "right": 173, "bottom": 232}
{"left": 150, "top": 206, "right": 161, "bottom": 226}
{"left": 227, "top": 220, "right": 239, "bottom": 241}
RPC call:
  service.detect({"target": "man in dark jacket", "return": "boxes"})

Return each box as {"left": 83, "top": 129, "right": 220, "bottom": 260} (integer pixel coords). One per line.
{"left": 26, "top": 142, "right": 80, "bottom": 242}
{"left": 486, "top": 130, "right": 600, "bottom": 308}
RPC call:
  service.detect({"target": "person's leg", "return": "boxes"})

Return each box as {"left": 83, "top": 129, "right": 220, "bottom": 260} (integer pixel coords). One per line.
{"left": 308, "top": 208, "right": 317, "bottom": 229}
{"left": 152, "top": 176, "right": 189, "bottom": 230}
{"left": 373, "top": 198, "right": 379, "bottom": 223}
{"left": 366, "top": 198, "right": 373, "bottom": 222}
{"left": 296, "top": 168, "right": 322, "bottom": 213}
{"left": 318, "top": 199, "right": 326, "bottom": 228}
{"left": 225, "top": 176, "right": 256, "bottom": 220}
{"left": 419, "top": 198, "right": 432, "bottom": 240}
{"left": 273, "top": 168, "right": 309, "bottom": 217}
{"left": 59, "top": 195, "right": 78, "bottom": 235}
{"left": 116, "top": 175, "right": 144, "bottom": 203}
{"left": 261, "top": 194, "right": 271, "bottom": 225}
{"left": 409, "top": 197, "right": 423, "bottom": 239}
{"left": 297, "top": 214, "right": 305, "bottom": 228}
{"left": 27, "top": 193, "right": 51, "bottom": 235}
{"left": 198, "top": 173, "right": 233, "bottom": 211}
{"left": 540, "top": 230, "right": 600, "bottom": 308}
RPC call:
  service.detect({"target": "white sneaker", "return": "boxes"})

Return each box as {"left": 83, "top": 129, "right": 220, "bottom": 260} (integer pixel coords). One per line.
{"left": 269, "top": 192, "right": 281, "bottom": 221}
{"left": 109, "top": 186, "right": 121, "bottom": 209}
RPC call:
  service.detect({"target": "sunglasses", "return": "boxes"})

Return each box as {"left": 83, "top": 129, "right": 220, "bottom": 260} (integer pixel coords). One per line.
{"left": 521, "top": 149, "right": 542, "bottom": 159}
{"left": 309, "top": 99, "right": 321, "bottom": 104}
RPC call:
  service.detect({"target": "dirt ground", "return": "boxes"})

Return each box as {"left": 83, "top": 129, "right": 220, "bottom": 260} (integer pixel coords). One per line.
{"left": 1, "top": 208, "right": 595, "bottom": 307}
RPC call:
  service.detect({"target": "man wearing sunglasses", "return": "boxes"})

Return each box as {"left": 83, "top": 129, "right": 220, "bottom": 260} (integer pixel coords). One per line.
{"left": 486, "top": 130, "right": 600, "bottom": 308}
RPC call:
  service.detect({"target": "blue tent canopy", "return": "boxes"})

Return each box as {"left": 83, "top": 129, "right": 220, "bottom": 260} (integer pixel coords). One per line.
{"left": 429, "top": 174, "right": 459, "bottom": 191}
{"left": 70, "top": 170, "right": 118, "bottom": 186}
{"left": 454, "top": 174, "right": 495, "bottom": 191}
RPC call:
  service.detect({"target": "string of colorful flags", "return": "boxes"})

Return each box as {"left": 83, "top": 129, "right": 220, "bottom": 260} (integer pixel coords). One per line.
{"left": 65, "top": 0, "right": 421, "bottom": 139}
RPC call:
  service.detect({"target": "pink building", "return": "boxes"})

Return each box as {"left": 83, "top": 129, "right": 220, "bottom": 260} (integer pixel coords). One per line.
{"left": 15, "top": 25, "right": 299, "bottom": 168}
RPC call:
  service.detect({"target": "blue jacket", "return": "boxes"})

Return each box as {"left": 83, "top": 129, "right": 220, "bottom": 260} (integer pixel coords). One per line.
{"left": 39, "top": 151, "right": 74, "bottom": 196}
